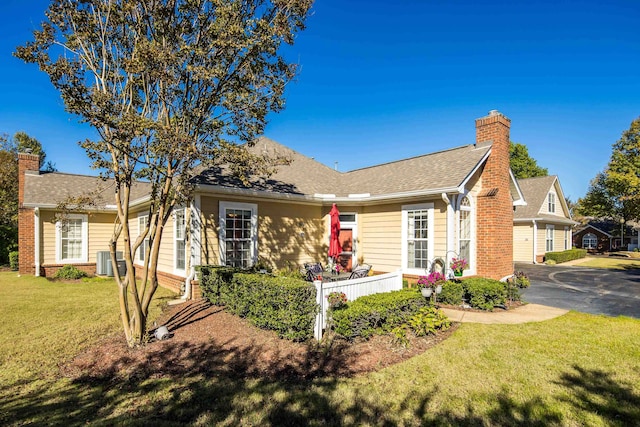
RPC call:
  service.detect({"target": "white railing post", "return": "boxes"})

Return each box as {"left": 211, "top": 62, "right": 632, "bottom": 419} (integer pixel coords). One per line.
{"left": 314, "top": 279, "right": 323, "bottom": 341}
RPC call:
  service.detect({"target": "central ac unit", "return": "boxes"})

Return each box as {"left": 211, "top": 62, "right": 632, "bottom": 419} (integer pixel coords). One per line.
{"left": 96, "top": 251, "right": 123, "bottom": 276}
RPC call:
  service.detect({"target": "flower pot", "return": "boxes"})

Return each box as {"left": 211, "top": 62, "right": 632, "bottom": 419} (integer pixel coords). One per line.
{"left": 454, "top": 271, "right": 463, "bottom": 277}
{"left": 435, "top": 284, "right": 443, "bottom": 294}
{"left": 421, "top": 288, "right": 433, "bottom": 298}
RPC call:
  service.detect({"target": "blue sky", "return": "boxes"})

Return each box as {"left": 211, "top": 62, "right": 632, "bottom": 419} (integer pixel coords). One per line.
{"left": 1, "top": 0, "right": 639, "bottom": 201}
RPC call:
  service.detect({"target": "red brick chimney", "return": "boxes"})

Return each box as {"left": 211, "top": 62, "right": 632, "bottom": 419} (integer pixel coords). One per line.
{"left": 18, "top": 152, "right": 40, "bottom": 275}
{"left": 474, "top": 110, "right": 513, "bottom": 280}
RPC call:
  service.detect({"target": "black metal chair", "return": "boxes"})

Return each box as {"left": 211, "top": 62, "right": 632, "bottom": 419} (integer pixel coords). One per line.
{"left": 304, "top": 262, "right": 324, "bottom": 281}
{"left": 348, "top": 264, "right": 371, "bottom": 280}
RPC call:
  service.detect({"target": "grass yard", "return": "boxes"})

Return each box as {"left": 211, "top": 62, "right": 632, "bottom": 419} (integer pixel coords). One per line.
{"left": 1, "top": 272, "right": 640, "bottom": 426}
{"left": 578, "top": 256, "right": 640, "bottom": 270}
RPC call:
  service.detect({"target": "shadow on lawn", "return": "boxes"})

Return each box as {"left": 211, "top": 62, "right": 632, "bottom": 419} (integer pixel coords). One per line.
{"left": 2, "top": 351, "right": 640, "bottom": 425}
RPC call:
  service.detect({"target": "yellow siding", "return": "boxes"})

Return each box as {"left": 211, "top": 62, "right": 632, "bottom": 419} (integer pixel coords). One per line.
{"left": 513, "top": 224, "right": 534, "bottom": 262}
{"left": 433, "top": 199, "right": 447, "bottom": 257}
{"left": 157, "top": 216, "right": 174, "bottom": 274}
{"left": 199, "top": 195, "right": 324, "bottom": 269}
{"left": 41, "top": 210, "right": 56, "bottom": 264}
{"left": 360, "top": 203, "right": 402, "bottom": 273}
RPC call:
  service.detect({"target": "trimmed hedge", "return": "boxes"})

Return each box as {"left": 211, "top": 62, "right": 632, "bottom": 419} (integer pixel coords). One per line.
{"left": 462, "top": 277, "right": 507, "bottom": 311}
{"left": 53, "top": 265, "right": 88, "bottom": 280}
{"left": 9, "top": 251, "right": 18, "bottom": 271}
{"left": 439, "top": 280, "right": 464, "bottom": 305}
{"left": 331, "top": 289, "right": 428, "bottom": 340}
{"left": 198, "top": 266, "right": 318, "bottom": 341}
{"left": 545, "top": 248, "right": 587, "bottom": 263}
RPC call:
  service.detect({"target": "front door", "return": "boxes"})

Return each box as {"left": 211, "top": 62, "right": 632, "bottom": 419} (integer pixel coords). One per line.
{"left": 338, "top": 228, "right": 353, "bottom": 271}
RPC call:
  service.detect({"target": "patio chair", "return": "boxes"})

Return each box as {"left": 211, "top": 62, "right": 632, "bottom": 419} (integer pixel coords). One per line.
{"left": 304, "top": 262, "right": 324, "bottom": 282}
{"left": 348, "top": 264, "right": 371, "bottom": 280}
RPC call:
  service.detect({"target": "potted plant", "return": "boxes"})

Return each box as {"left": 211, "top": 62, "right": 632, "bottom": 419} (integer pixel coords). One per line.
{"left": 326, "top": 291, "right": 348, "bottom": 309}
{"left": 450, "top": 257, "right": 468, "bottom": 277}
{"left": 417, "top": 271, "right": 446, "bottom": 298}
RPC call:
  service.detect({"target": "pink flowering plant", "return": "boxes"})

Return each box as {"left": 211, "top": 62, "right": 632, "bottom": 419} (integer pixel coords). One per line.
{"left": 326, "top": 291, "right": 348, "bottom": 309}
{"left": 417, "top": 271, "right": 446, "bottom": 290}
{"left": 450, "top": 257, "right": 468, "bottom": 274}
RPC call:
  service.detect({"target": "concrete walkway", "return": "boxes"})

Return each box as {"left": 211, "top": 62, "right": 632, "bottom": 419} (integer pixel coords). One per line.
{"left": 440, "top": 303, "right": 569, "bottom": 324}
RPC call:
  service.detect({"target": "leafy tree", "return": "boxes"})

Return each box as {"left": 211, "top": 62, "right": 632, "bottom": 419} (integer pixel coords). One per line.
{"left": 576, "top": 117, "right": 640, "bottom": 223}
{"left": 510, "top": 142, "right": 548, "bottom": 179}
{"left": 16, "top": 0, "right": 311, "bottom": 346}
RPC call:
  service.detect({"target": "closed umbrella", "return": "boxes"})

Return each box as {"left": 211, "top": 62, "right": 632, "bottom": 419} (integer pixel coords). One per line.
{"left": 328, "top": 203, "right": 341, "bottom": 260}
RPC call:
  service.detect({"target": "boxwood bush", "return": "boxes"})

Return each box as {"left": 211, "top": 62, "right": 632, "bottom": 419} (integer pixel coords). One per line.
{"left": 461, "top": 277, "right": 507, "bottom": 311}
{"left": 438, "top": 280, "right": 464, "bottom": 305}
{"left": 53, "top": 265, "right": 88, "bottom": 280}
{"left": 9, "top": 251, "right": 19, "bottom": 271}
{"left": 197, "top": 265, "right": 242, "bottom": 306}
{"left": 331, "top": 289, "right": 428, "bottom": 340}
{"left": 545, "top": 248, "right": 587, "bottom": 263}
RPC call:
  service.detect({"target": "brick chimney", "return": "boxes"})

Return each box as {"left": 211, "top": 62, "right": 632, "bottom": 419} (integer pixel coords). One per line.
{"left": 18, "top": 152, "right": 40, "bottom": 275}
{"left": 474, "top": 110, "right": 513, "bottom": 280}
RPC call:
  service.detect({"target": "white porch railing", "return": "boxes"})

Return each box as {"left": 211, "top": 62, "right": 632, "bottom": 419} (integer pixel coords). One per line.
{"left": 313, "top": 270, "right": 403, "bottom": 340}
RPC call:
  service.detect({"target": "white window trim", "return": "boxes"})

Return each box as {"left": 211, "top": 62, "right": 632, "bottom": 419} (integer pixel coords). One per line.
{"left": 546, "top": 224, "right": 555, "bottom": 252}
{"left": 401, "top": 203, "right": 434, "bottom": 276}
{"left": 337, "top": 212, "right": 358, "bottom": 268}
{"left": 55, "top": 214, "right": 88, "bottom": 264}
{"left": 456, "top": 194, "right": 476, "bottom": 277}
{"left": 564, "top": 226, "right": 570, "bottom": 250}
{"left": 548, "top": 192, "right": 556, "bottom": 214}
{"left": 219, "top": 201, "right": 258, "bottom": 268}
{"left": 136, "top": 213, "right": 150, "bottom": 265}
{"left": 174, "top": 207, "right": 186, "bottom": 274}
{"left": 583, "top": 233, "right": 597, "bottom": 249}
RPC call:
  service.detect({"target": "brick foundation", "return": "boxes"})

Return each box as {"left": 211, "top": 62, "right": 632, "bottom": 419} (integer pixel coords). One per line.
{"left": 41, "top": 263, "right": 96, "bottom": 277}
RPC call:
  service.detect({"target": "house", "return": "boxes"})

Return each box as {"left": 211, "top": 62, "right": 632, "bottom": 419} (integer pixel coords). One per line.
{"left": 573, "top": 223, "right": 613, "bottom": 252}
{"left": 19, "top": 110, "right": 528, "bottom": 296}
{"left": 513, "top": 175, "right": 577, "bottom": 263}
{"left": 573, "top": 220, "right": 638, "bottom": 252}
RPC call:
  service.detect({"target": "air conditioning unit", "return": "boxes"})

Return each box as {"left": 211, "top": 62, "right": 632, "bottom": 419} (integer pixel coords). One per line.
{"left": 96, "top": 251, "right": 124, "bottom": 276}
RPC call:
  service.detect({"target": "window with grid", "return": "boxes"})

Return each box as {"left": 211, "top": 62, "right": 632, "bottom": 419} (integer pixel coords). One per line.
{"left": 222, "top": 206, "right": 255, "bottom": 268}
{"left": 582, "top": 233, "right": 597, "bottom": 249}
{"left": 175, "top": 209, "right": 186, "bottom": 270}
{"left": 548, "top": 193, "right": 556, "bottom": 213}
{"left": 459, "top": 196, "right": 472, "bottom": 268}
{"left": 138, "top": 214, "right": 150, "bottom": 263}
{"left": 61, "top": 219, "right": 83, "bottom": 261}
{"left": 406, "top": 209, "right": 429, "bottom": 269}
{"left": 546, "top": 225, "right": 554, "bottom": 252}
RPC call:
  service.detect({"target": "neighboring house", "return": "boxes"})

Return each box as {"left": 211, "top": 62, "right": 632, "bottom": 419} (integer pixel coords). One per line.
{"left": 18, "top": 110, "right": 526, "bottom": 295}
{"left": 573, "top": 220, "right": 638, "bottom": 252}
{"left": 513, "top": 175, "right": 578, "bottom": 263}
{"left": 573, "top": 224, "right": 613, "bottom": 252}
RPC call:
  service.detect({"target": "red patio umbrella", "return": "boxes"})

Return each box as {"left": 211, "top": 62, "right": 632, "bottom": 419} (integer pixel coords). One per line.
{"left": 328, "top": 203, "right": 341, "bottom": 260}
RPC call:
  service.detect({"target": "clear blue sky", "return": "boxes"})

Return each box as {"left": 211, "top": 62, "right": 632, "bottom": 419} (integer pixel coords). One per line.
{"left": 1, "top": 0, "right": 639, "bottom": 201}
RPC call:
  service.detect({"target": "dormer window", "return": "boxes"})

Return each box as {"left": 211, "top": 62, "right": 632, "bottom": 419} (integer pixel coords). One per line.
{"left": 548, "top": 193, "right": 556, "bottom": 213}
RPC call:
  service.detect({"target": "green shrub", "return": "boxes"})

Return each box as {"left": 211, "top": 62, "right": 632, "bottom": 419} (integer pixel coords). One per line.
{"left": 53, "top": 265, "right": 88, "bottom": 280}
{"left": 197, "top": 265, "right": 242, "bottom": 306}
{"left": 0, "top": 224, "right": 18, "bottom": 265}
{"left": 9, "top": 251, "right": 19, "bottom": 271}
{"left": 439, "top": 280, "right": 464, "bottom": 305}
{"left": 545, "top": 248, "right": 587, "bottom": 263}
{"left": 331, "top": 289, "right": 428, "bottom": 340}
{"left": 462, "top": 278, "right": 507, "bottom": 311}
{"left": 407, "top": 306, "right": 451, "bottom": 336}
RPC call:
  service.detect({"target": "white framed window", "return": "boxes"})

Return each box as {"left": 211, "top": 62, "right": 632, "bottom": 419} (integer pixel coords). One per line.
{"left": 548, "top": 193, "right": 556, "bottom": 213}
{"left": 458, "top": 196, "right": 472, "bottom": 271}
{"left": 564, "top": 226, "right": 570, "bottom": 250}
{"left": 219, "top": 201, "right": 257, "bottom": 268}
{"left": 546, "top": 224, "right": 555, "bottom": 252}
{"left": 401, "top": 203, "right": 434, "bottom": 275}
{"left": 137, "top": 213, "right": 150, "bottom": 263}
{"left": 55, "top": 214, "right": 88, "bottom": 263}
{"left": 583, "top": 233, "right": 597, "bottom": 249}
{"left": 174, "top": 208, "right": 186, "bottom": 272}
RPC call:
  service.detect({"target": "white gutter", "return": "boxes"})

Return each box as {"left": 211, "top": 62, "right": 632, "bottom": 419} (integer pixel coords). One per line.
{"left": 34, "top": 208, "right": 40, "bottom": 277}
{"left": 532, "top": 220, "right": 538, "bottom": 264}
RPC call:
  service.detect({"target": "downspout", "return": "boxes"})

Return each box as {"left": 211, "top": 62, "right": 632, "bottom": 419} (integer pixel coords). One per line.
{"left": 441, "top": 193, "right": 454, "bottom": 258}
{"left": 34, "top": 207, "right": 40, "bottom": 276}
{"left": 182, "top": 195, "right": 202, "bottom": 300}
{"left": 532, "top": 220, "right": 538, "bottom": 264}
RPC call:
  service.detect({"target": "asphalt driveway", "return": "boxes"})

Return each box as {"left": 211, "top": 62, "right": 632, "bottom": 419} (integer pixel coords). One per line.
{"left": 517, "top": 263, "right": 640, "bottom": 319}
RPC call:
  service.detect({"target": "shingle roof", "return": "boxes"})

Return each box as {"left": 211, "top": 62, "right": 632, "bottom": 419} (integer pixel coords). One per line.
{"left": 192, "top": 137, "right": 491, "bottom": 197}
{"left": 23, "top": 172, "right": 151, "bottom": 208}
{"left": 514, "top": 175, "right": 576, "bottom": 224}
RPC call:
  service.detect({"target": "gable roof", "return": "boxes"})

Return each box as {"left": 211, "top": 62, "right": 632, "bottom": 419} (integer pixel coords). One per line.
{"left": 193, "top": 137, "right": 493, "bottom": 201}
{"left": 574, "top": 223, "right": 613, "bottom": 237}
{"left": 23, "top": 171, "right": 151, "bottom": 209}
{"left": 514, "top": 175, "right": 577, "bottom": 225}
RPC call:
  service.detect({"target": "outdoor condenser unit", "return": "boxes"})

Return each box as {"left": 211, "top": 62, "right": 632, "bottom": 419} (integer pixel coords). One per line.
{"left": 96, "top": 251, "right": 124, "bottom": 276}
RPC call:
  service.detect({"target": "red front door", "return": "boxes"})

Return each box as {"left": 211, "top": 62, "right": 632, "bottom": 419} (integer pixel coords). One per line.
{"left": 338, "top": 228, "right": 353, "bottom": 271}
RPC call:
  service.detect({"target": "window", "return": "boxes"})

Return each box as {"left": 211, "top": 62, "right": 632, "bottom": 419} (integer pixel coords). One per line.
{"left": 402, "top": 203, "right": 434, "bottom": 275}
{"left": 219, "top": 202, "right": 257, "bottom": 268}
{"left": 583, "top": 233, "right": 597, "bottom": 249}
{"left": 564, "top": 226, "right": 570, "bottom": 250}
{"left": 175, "top": 208, "right": 186, "bottom": 271}
{"left": 548, "top": 193, "right": 556, "bottom": 213}
{"left": 546, "top": 225, "right": 554, "bottom": 252}
{"left": 56, "top": 214, "right": 88, "bottom": 263}
{"left": 138, "top": 214, "right": 150, "bottom": 263}
{"left": 459, "top": 196, "right": 472, "bottom": 269}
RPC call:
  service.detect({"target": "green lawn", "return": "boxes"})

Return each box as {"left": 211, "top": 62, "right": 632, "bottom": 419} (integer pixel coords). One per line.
{"left": 578, "top": 256, "right": 640, "bottom": 270}
{"left": 1, "top": 271, "right": 640, "bottom": 426}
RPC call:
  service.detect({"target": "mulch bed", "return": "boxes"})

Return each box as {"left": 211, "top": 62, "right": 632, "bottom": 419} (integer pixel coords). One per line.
{"left": 62, "top": 300, "right": 458, "bottom": 382}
